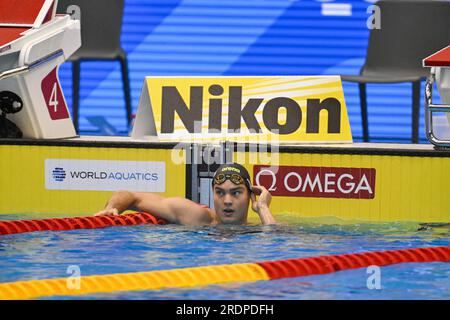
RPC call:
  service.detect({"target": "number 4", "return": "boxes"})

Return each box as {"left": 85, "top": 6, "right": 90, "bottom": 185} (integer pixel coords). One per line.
{"left": 49, "top": 82, "right": 59, "bottom": 112}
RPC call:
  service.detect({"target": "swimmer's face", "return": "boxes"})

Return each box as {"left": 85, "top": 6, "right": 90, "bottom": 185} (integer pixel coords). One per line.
{"left": 213, "top": 180, "right": 250, "bottom": 225}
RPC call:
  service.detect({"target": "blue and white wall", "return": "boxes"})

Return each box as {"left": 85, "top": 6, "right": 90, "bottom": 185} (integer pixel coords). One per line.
{"left": 59, "top": 0, "right": 436, "bottom": 142}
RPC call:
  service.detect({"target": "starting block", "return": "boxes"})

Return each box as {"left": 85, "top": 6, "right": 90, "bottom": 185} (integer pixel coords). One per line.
{"left": 0, "top": 0, "right": 80, "bottom": 139}
{"left": 423, "top": 45, "right": 450, "bottom": 148}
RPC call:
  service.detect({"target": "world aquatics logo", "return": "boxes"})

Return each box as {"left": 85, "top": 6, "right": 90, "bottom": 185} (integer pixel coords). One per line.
{"left": 52, "top": 167, "right": 66, "bottom": 182}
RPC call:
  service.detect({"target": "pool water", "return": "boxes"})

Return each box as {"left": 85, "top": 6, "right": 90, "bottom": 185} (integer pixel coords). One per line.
{"left": 0, "top": 214, "right": 449, "bottom": 300}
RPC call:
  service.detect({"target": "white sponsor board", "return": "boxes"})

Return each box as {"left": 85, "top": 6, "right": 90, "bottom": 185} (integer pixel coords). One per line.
{"left": 45, "top": 159, "right": 166, "bottom": 192}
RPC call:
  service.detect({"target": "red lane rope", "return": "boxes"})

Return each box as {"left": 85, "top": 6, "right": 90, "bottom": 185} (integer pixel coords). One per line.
{"left": 257, "top": 245, "right": 450, "bottom": 279}
{"left": 0, "top": 212, "right": 167, "bottom": 236}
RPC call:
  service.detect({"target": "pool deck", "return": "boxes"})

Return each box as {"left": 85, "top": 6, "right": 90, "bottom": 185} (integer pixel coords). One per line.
{"left": 1, "top": 136, "right": 450, "bottom": 157}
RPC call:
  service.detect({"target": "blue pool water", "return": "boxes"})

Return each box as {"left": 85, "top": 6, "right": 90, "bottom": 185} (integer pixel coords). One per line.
{"left": 0, "top": 214, "right": 449, "bottom": 300}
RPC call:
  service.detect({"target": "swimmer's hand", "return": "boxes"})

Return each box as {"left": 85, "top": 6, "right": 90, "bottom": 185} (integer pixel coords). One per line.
{"left": 250, "top": 186, "right": 276, "bottom": 225}
{"left": 94, "top": 208, "right": 120, "bottom": 216}
{"left": 250, "top": 185, "right": 271, "bottom": 212}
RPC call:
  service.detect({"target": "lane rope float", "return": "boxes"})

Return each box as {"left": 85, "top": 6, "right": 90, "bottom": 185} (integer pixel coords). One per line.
{"left": 0, "top": 244, "right": 448, "bottom": 300}
{"left": 0, "top": 212, "right": 166, "bottom": 235}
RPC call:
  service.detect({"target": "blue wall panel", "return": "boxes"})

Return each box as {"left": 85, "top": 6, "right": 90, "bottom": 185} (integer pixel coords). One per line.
{"left": 59, "top": 0, "right": 440, "bottom": 142}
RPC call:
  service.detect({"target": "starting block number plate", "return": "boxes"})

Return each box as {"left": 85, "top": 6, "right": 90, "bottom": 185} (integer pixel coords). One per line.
{"left": 41, "top": 68, "right": 69, "bottom": 120}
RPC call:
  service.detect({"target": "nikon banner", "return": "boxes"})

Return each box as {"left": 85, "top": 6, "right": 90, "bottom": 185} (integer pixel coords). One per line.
{"left": 131, "top": 76, "right": 352, "bottom": 143}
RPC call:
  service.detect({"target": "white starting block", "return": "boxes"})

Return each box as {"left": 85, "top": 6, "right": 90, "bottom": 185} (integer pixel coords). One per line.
{"left": 0, "top": 0, "right": 80, "bottom": 139}
{"left": 423, "top": 45, "right": 450, "bottom": 148}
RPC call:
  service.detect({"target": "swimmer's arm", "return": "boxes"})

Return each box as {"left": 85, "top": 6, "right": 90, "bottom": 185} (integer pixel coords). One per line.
{"left": 95, "top": 190, "right": 212, "bottom": 225}
{"left": 251, "top": 186, "right": 277, "bottom": 225}
{"left": 256, "top": 203, "right": 277, "bottom": 225}
{"left": 133, "top": 192, "right": 213, "bottom": 225}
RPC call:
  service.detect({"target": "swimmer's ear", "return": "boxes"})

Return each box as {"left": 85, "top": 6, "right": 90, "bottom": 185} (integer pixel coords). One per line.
{"left": 250, "top": 192, "right": 259, "bottom": 213}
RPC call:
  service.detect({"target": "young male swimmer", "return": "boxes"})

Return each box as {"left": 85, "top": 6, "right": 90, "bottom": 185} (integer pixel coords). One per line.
{"left": 95, "top": 163, "right": 277, "bottom": 226}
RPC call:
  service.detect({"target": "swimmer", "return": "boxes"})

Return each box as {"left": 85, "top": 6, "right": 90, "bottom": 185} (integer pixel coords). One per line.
{"left": 95, "top": 163, "right": 276, "bottom": 226}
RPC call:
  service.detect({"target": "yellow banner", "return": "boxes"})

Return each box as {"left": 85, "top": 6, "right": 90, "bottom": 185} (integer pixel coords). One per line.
{"left": 0, "top": 145, "right": 186, "bottom": 216}
{"left": 139, "top": 76, "right": 352, "bottom": 143}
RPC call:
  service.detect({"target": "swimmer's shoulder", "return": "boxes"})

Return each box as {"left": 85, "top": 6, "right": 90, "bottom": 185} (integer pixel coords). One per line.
{"left": 201, "top": 205, "right": 218, "bottom": 226}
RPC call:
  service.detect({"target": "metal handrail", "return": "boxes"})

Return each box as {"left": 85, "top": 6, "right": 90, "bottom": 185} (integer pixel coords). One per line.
{"left": 0, "top": 50, "right": 63, "bottom": 81}
{"left": 0, "top": 66, "right": 28, "bottom": 81}
{"left": 425, "top": 72, "right": 450, "bottom": 148}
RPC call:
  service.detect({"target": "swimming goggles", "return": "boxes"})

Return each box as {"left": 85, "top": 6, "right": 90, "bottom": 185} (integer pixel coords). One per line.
{"left": 213, "top": 173, "right": 252, "bottom": 191}
{"left": 214, "top": 173, "right": 244, "bottom": 185}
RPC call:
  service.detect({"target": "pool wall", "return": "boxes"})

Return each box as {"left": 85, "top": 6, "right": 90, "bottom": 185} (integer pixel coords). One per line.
{"left": 0, "top": 139, "right": 449, "bottom": 223}
{"left": 235, "top": 143, "right": 450, "bottom": 223}
{"left": 0, "top": 140, "right": 187, "bottom": 216}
